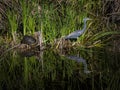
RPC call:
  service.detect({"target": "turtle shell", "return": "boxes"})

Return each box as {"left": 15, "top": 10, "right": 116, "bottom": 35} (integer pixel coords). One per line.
{"left": 21, "top": 35, "right": 37, "bottom": 46}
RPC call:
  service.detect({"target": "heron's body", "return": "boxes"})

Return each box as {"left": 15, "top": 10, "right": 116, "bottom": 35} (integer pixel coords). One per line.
{"left": 65, "top": 30, "right": 84, "bottom": 40}
{"left": 65, "top": 18, "right": 91, "bottom": 40}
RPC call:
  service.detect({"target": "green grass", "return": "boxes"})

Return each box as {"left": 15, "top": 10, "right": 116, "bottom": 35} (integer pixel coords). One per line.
{"left": 1, "top": 0, "right": 119, "bottom": 49}
{"left": 20, "top": 0, "right": 30, "bottom": 35}
{"left": 7, "top": 10, "right": 18, "bottom": 43}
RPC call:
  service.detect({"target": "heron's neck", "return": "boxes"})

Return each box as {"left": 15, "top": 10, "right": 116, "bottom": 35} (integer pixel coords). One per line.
{"left": 82, "top": 20, "right": 87, "bottom": 32}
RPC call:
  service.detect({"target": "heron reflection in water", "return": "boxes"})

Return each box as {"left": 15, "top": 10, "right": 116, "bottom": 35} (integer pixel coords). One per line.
{"left": 66, "top": 55, "right": 91, "bottom": 74}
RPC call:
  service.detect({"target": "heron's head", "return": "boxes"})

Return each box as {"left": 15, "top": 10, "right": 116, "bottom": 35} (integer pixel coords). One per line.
{"left": 83, "top": 18, "right": 92, "bottom": 21}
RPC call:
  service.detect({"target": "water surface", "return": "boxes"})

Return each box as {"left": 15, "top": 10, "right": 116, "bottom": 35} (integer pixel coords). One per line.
{"left": 0, "top": 48, "right": 120, "bottom": 90}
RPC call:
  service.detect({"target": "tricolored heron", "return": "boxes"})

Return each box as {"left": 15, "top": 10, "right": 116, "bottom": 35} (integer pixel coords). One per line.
{"left": 65, "top": 18, "right": 91, "bottom": 40}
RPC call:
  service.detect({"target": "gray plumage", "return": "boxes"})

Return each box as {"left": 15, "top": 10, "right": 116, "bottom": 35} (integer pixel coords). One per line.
{"left": 65, "top": 18, "right": 91, "bottom": 40}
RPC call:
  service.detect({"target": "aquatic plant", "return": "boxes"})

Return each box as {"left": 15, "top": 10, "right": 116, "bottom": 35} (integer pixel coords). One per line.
{"left": 77, "top": 25, "right": 120, "bottom": 48}
{"left": 20, "top": 0, "right": 29, "bottom": 35}
{"left": 27, "top": 15, "right": 36, "bottom": 34}
{"left": 0, "top": 0, "right": 119, "bottom": 49}
{"left": 7, "top": 10, "right": 18, "bottom": 43}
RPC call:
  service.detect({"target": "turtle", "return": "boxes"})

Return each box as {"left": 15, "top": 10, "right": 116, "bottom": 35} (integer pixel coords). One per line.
{"left": 0, "top": 35, "right": 38, "bottom": 57}
{"left": 21, "top": 35, "right": 37, "bottom": 47}
{"left": 2, "top": 35, "right": 37, "bottom": 52}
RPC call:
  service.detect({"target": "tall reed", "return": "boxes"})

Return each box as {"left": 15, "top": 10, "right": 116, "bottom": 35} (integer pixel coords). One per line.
{"left": 41, "top": 4, "right": 58, "bottom": 44}
{"left": 20, "top": 0, "right": 29, "bottom": 35}
{"left": 27, "top": 15, "right": 36, "bottom": 34}
{"left": 2, "top": 0, "right": 120, "bottom": 48}
{"left": 7, "top": 10, "right": 18, "bottom": 43}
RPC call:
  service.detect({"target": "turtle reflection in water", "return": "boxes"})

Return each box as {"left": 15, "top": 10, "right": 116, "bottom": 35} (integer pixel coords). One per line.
{"left": 20, "top": 35, "right": 38, "bottom": 49}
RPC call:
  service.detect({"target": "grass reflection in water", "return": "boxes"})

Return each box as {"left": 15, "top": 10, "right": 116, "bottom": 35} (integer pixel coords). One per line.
{"left": 0, "top": 48, "right": 120, "bottom": 90}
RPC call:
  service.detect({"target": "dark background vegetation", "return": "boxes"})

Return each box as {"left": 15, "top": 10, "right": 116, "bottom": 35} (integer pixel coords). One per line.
{"left": 0, "top": 0, "right": 120, "bottom": 49}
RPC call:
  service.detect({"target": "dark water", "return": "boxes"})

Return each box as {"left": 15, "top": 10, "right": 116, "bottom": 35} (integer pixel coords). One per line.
{"left": 0, "top": 48, "right": 120, "bottom": 90}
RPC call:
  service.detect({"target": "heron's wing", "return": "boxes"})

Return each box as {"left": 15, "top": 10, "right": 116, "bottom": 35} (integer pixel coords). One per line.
{"left": 65, "top": 30, "right": 83, "bottom": 39}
